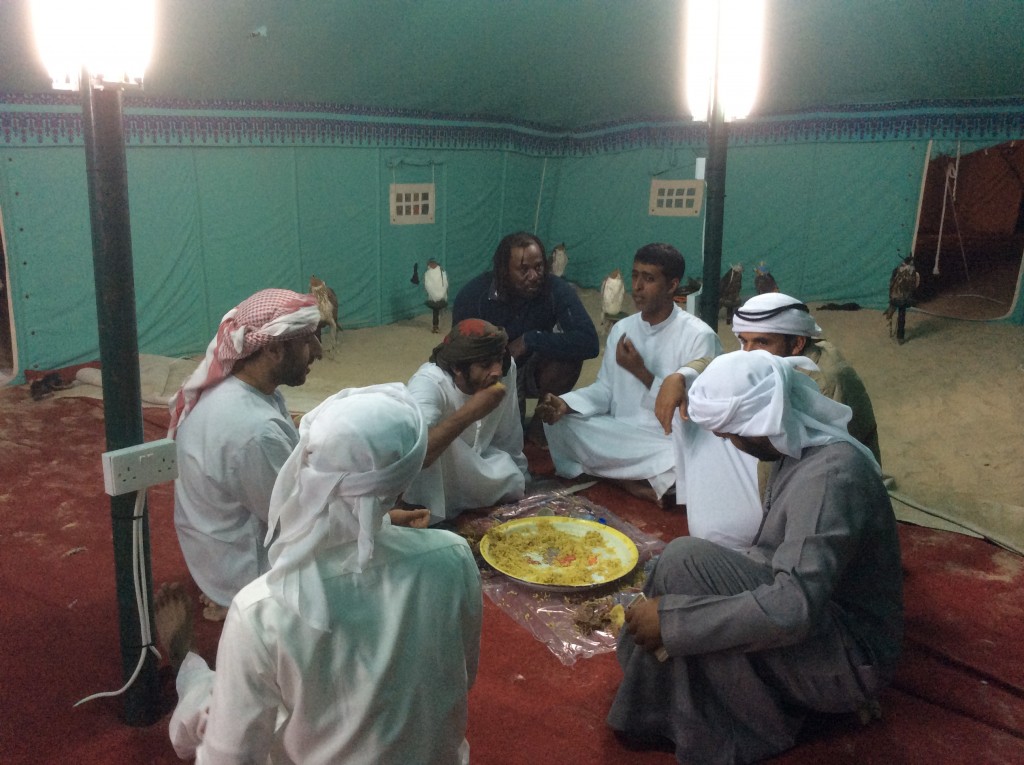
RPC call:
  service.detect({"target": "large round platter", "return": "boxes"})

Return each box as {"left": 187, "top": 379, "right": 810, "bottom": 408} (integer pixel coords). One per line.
{"left": 479, "top": 516, "right": 639, "bottom": 592}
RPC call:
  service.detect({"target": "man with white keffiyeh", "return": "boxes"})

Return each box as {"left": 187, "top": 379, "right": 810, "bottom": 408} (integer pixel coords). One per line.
{"left": 656, "top": 291, "right": 883, "bottom": 550}
{"left": 608, "top": 350, "right": 903, "bottom": 765}
{"left": 169, "top": 288, "right": 324, "bottom": 620}
{"left": 729, "top": 292, "right": 881, "bottom": 464}
{"left": 167, "top": 384, "right": 483, "bottom": 765}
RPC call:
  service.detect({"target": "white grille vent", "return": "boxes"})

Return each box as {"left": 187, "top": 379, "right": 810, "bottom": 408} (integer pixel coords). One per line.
{"left": 390, "top": 183, "right": 435, "bottom": 225}
{"left": 649, "top": 180, "right": 704, "bottom": 217}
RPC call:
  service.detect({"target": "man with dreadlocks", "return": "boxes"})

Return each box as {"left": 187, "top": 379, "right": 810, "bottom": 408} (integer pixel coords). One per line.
{"left": 404, "top": 318, "right": 529, "bottom": 524}
{"left": 163, "top": 384, "right": 482, "bottom": 764}
{"left": 452, "top": 232, "right": 599, "bottom": 432}
{"left": 168, "top": 288, "right": 324, "bottom": 621}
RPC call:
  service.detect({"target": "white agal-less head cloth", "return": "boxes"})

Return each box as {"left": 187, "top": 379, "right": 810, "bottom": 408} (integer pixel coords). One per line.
{"left": 687, "top": 350, "right": 879, "bottom": 472}
{"left": 264, "top": 383, "right": 428, "bottom": 631}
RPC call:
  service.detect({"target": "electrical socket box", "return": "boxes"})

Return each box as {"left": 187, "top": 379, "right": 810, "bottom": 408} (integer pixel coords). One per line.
{"left": 101, "top": 438, "right": 178, "bottom": 496}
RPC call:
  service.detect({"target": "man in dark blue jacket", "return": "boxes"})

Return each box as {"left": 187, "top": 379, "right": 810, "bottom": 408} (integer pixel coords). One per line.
{"left": 453, "top": 231, "right": 599, "bottom": 428}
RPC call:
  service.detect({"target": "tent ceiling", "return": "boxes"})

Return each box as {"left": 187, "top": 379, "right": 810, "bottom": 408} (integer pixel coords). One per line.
{"left": 1, "top": 0, "right": 1022, "bottom": 131}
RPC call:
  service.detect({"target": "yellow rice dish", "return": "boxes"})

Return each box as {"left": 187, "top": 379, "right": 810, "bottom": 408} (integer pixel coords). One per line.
{"left": 480, "top": 516, "right": 638, "bottom": 588}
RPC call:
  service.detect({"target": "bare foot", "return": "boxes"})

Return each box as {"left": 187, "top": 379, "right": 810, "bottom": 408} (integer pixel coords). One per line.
{"left": 198, "top": 592, "right": 229, "bottom": 622}
{"left": 202, "top": 604, "right": 228, "bottom": 622}
{"left": 154, "top": 582, "right": 194, "bottom": 671}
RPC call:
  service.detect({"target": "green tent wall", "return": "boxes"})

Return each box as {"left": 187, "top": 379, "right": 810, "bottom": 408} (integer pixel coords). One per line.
{"left": 1, "top": 99, "right": 1021, "bottom": 381}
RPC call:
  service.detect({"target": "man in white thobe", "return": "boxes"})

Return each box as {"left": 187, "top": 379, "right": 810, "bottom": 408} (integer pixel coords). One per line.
{"left": 166, "top": 384, "right": 483, "bottom": 765}
{"left": 404, "top": 319, "right": 528, "bottom": 523}
{"left": 169, "top": 288, "right": 323, "bottom": 618}
{"left": 537, "top": 243, "right": 720, "bottom": 503}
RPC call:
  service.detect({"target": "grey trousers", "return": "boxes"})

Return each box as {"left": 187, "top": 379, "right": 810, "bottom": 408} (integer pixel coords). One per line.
{"left": 607, "top": 537, "right": 876, "bottom": 765}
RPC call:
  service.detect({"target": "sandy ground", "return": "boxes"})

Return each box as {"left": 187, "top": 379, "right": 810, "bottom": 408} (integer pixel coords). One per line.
{"left": 33, "top": 286, "right": 1024, "bottom": 552}
{"left": 278, "top": 288, "right": 1024, "bottom": 551}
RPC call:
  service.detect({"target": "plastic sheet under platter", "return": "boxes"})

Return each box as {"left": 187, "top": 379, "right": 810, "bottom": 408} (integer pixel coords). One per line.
{"left": 479, "top": 516, "right": 639, "bottom": 591}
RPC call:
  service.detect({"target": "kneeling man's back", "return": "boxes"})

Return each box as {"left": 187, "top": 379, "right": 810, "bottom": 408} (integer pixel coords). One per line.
{"left": 189, "top": 385, "right": 482, "bottom": 765}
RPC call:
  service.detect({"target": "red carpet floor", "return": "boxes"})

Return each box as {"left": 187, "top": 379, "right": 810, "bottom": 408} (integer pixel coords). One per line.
{"left": 1, "top": 389, "right": 1022, "bottom": 763}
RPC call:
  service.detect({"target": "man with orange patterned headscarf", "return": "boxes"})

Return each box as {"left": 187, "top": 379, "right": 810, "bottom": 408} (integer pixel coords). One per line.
{"left": 169, "top": 288, "right": 323, "bottom": 619}
{"left": 403, "top": 318, "right": 529, "bottom": 523}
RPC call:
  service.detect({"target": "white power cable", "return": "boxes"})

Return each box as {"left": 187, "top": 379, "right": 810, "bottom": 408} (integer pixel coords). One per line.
{"left": 74, "top": 489, "right": 161, "bottom": 707}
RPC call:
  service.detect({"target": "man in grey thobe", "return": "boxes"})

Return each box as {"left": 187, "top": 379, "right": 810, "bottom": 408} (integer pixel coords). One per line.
{"left": 607, "top": 350, "right": 903, "bottom": 765}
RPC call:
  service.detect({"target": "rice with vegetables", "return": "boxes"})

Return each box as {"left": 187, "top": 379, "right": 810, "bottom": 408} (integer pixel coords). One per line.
{"left": 484, "top": 518, "right": 625, "bottom": 586}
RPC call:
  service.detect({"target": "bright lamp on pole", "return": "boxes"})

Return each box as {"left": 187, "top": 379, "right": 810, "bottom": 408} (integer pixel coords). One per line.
{"left": 685, "top": 0, "right": 764, "bottom": 122}
{"left": 32, "top": 0, "right": 154, "bottom": 91}
{"left": 684, "top": 0, "right": 765, "bottom": 331}
{"left": 32, "top": 0, "right": 160, "bottom": 727}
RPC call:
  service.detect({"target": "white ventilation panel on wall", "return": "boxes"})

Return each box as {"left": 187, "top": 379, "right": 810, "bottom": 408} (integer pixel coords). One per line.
{"left": 390, "top": 183, "right": 435, "bottom": 224}
{"left": 648, "top": 180, "right": 704, "bottom": 217}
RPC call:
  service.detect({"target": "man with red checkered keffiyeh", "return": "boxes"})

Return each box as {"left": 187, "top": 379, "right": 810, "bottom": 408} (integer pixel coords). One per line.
{"left": 170, "top": 288, "right": 323, "bottom": 619}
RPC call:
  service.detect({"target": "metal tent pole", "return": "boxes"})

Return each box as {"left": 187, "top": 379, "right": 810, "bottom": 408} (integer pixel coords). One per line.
{"left": 698, "top": 48, "right": 728, "bottom": 332}
{"left": 80, "top": 81, "right": 159, "bottom": 726}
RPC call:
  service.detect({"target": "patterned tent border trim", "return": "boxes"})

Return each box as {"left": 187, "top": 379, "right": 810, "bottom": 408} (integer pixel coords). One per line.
{"left": 2, "top": 95, "right": 1021, "bottom": 154}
